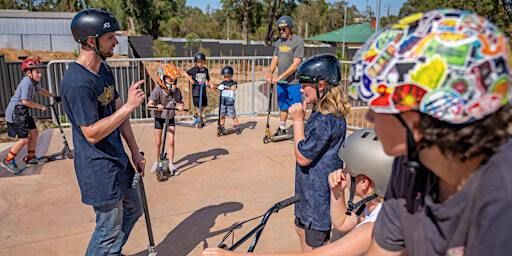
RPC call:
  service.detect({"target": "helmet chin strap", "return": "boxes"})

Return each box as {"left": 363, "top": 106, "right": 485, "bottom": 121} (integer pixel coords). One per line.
{"left": 394, "top": 114, "right": 437, "bottom": 213}
{"left": 345, "top": 176, "right": 379, "bottom": 216}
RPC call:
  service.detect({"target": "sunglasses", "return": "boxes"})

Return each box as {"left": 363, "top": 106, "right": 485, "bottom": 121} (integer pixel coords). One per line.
{"left": 278, "top": 27, "right": 289, "bottom": 32}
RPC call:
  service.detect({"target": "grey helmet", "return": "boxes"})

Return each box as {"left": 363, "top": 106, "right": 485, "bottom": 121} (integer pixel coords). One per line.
{"left": 339, "top": 128, "right": 394, "bottom": 215}
{"left": 276, "top": 16, "right": 293, "bottom": 28}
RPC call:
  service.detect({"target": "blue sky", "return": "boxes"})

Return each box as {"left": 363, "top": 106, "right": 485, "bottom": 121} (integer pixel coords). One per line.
{"left": 186, "top": 0, "right": 407, "bottom": 16}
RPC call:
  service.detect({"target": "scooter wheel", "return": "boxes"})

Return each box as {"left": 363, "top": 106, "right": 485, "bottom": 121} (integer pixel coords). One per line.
{"left": 263, "top": 136, "right": 270, "bottom": 144}
{"left": 156, "top": 170, "right": 168, "bottom": 181}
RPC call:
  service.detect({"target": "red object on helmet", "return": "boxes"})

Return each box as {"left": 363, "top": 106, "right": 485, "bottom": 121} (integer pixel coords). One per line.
{"left": 21, "top": 56, "right": 46, "bottom": 73}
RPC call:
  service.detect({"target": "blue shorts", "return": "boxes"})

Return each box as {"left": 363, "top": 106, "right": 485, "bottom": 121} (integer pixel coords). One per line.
{"left": 277, "top": 83, "right": 302, "bottom": 111}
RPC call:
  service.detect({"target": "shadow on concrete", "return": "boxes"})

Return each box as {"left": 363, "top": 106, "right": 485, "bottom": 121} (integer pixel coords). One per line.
{"left": 0, "top": 129, "right": 67, "bottom": 177}
{"left": 238, "top": 121, "right": 257, "bottom": 133}
{"left": 131, "top": 202, "right": 244, "bottom": 256}
{"left": 174, "top": 148, "right": 229, "bottom": 174}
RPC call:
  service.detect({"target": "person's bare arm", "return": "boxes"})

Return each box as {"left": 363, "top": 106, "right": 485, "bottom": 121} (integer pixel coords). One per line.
{"left": 275, "top": 58, "right": 301, "bottom": 82}
{"left": 289, "top": 103, "right": 312, "bottom": 166}
{"left": 21, "top": 99, "right": 47, "bottom": 111}
{"left": 203, "top": 224, "right": 376, "bottom": 256}
{"left": 81, "top": 80, "right": 144, "bottom": 144}
{"left": 365, "top": 238, "right": 404, "bottom": 256}
{"left": 181, "top": 70, "right": 196, "bottom": 85}
{"left": 266, "top": 56, "right": 279, "bottom": 82}
{"left": 329, "top": 169, "right": 358, "bottom": 233}
{"left": 37, "top": 88, "right": 55, "bottom": 98}
{"left": 115, "top": 97, "right": 145, "bottom": 174}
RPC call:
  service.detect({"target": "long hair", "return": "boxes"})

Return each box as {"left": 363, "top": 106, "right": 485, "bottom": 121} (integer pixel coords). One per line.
{"left": 317, "top": 85, "right": 351, "bottom": 117}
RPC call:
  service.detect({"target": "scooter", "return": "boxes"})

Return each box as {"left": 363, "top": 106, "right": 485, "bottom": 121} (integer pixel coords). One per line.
{"left": 217, "top": 196, "right": 300, "bottom": 252}
{"left": 19, "top": 101, "right": 73, "bottom": 171}
{"left": 176, "top": 83, "right": 206, "bottom": 129}
{"left": 216, "top": 84, "right": 241, "bottom": 137}
{"left": 131, "top": 152, "right": 157, "bottom": 256}
{"left": 148, "top": 106, "right": 188, "bottom": 182}
{"left": 262, "top": 81, "right": 293, "bottom": 144}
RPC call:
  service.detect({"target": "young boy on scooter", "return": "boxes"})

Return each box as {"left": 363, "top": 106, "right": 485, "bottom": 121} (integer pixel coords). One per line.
{"left": 187, "top": 53, "right": 213, "bottom": 127}
{"left": 1, "top": 56, "right": 59, "bottom": 174}
{"left": 217, "top": 66, "right": 240, "bottom": 133}
{"left": 148, "top": 64, "right": 186, "bottom": 177}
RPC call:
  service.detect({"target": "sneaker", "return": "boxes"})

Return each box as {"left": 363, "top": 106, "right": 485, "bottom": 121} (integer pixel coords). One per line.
{"left": 150, "top": 162, "right": 158, "bottom": 173}
{"left": 1, "top": 159, "right": 20, "bottom": 174}
{"left": 169, "top": 163, "right": 178, "bottom": 175}
{"left": 23, "top": 155, "right": 43, "bottom": 165}
{"left": 273, "top": 127, "right": 288, "bottom": 137}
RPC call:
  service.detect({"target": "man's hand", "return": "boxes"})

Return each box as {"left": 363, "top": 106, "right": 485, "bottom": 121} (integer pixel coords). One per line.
{"left": 202, "top": 248, "right": 234, "bottom": 256}
{"left": 265, "top": 73, "right": 273, "bottom": 84}
{"left": 126, "top": 80, "right": 145, "bottom": 110}
{"left": 329, "top": 169, "right": 349, "bottom": 193}
{"left": 132, "top": 151, "right": 146, "bottom": 177}
{"left": 288, "top": 103, "right": 305, "bottom": 121}
{"left": 156, "top": 104, "right": 164, "bottom": 112}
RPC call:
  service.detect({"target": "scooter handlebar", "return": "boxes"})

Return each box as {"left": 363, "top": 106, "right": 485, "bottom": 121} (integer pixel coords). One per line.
{"left": 147, "top": 106, "right": 188, "bottom": 111}
{"left": 131, "top": 152, "right": 145, "bottom": 189}
{"left": 275, "top": 196, "right": 300, "bottom": 211}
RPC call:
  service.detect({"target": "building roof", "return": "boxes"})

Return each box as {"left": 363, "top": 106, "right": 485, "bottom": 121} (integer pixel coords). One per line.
{"left": 0, "top": 9, "right": 75, "bottom": 19}
{"left": 305, "top": 22, "right": 374, "bottom": 44}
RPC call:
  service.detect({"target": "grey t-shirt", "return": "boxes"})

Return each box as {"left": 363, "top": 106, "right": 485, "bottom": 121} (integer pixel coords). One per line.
{"left": 273, "top": 34, "right": 304, "bottom": 83}
{"left": 374, "top": 140, "right": 512, "bottom": 256}
{"left": 5, "top": 76, "right": 41, "bottom": 123}
{"left": 149, "top": 86, "right": 183, "bottom": 119}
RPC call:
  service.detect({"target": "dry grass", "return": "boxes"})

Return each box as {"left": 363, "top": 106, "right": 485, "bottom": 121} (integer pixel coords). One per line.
{"left": 0, "top": 48, "right": 127, "bottom": 62}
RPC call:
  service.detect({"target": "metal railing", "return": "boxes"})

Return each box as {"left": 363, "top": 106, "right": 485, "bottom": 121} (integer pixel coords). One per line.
{"left": 46, "top": 57, "right": 371, "bottom": 129}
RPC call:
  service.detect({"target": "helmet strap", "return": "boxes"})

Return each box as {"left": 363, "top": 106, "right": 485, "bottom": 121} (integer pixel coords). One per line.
{"left": 394, "top": 114, "right": 437, "bottom": 213}
{"left": 345, "top": 176, "right": 379, "bottom": 216}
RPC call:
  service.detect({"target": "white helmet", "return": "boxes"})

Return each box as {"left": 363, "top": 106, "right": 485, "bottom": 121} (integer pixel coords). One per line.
{"left": 339, "top": 128, "right": 395, "bottom": 215}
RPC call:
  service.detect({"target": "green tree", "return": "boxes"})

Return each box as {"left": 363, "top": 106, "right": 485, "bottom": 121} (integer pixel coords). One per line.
{"left": 153, "top": 40, "right": 176, "bottom": 57}
{"left": 122, "top": 0, "right": 177, "bottom": 39}
{"left": 221, "top": 0, "right": 265, "bottom": 43}
{"left": 185, "top": 32, "right": 200, "bottom": 57}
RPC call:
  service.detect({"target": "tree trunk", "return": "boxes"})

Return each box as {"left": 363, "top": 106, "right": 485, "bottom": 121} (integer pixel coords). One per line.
{"left": 265, "top": 0, "right": 281, "bottom": 46}
{"left": 242, "top": 0, "right": 250, "bottom": 44}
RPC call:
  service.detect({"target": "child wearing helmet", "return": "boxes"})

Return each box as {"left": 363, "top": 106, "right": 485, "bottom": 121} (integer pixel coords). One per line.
{"left": 203, "top": 129, "right": 394, "bottom": 256}
{"left": 288, "top": 53, "right": 350, "bottom": 251}
{"left": 148, "top": 63, "right": 191, "bottom": 174}
{"left": 349, "top": 9, "right": 512, "bottom": 255}
{"left": 1, "top": 56, "right": 58, "bottom": 174}
{"left": 187, "top": 52, "right": 213, "bottom": 123}
{"left": 217, "top": 66, "right": 240, "bottom": 130}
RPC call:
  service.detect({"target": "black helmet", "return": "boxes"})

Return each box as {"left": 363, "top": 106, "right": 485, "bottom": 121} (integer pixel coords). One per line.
{"left": 194, "top": 52, "right": 206, "bottom": 62}
{"left": 276, "top": 16, "right": 293, "bottom": 28}
{"left": 71, "top": 8, "right": 121, "bottom": 43}
{"left": 221, "top": 66, "right": 234, "bottom": 76}
{"left": 296, "top": 53, "right": 341, "bottom": 86}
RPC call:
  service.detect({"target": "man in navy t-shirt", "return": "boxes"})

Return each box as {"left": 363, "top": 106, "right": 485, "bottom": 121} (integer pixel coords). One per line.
{"left": 60, "top": 9, "right": 146, "bottom": 255}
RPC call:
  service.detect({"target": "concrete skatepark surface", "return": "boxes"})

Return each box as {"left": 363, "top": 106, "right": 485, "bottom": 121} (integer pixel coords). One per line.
{"left": 0, "top": 116, "right": 304, "bottom": 255}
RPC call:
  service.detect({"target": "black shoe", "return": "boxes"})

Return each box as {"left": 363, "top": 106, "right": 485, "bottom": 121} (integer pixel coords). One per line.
{"left": 273, "top": 127, "right": 287, "bottom": 137}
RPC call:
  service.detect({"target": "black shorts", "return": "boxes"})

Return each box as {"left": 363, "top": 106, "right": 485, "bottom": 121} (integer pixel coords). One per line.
{"left": 154, "top": 117, "right": 176, "bottom": 129}
{"left": 295, "top": 217, "right": 331, "bottom": 248}
{"left": 7, "top": 117, "right": 36, "bottom": 139}
{"left": 192, "top": 95, "right": 208, "bottom": 108}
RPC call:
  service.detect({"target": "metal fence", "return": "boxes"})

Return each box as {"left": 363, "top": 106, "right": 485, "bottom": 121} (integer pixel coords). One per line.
{"left": 46, "top": 57, "right": 371, "bottom": 129}
{"left": 0, "top": 55, "right": 52, "bottom": 119}
{"left": 0, "top": 34, "right": 129, "bottom": 55}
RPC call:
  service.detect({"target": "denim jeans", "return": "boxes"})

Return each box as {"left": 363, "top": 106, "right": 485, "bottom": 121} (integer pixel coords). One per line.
{"left": 85, "top": 186, "right": 143, "bottom": 256}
